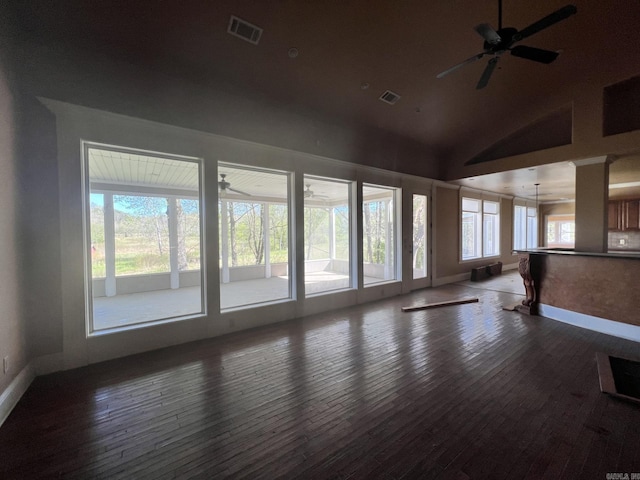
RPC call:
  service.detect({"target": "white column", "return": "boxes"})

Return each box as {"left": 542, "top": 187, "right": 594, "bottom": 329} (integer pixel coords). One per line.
{"left": 385, "top": 199, "right": 392, "bottom": 280}
{"left": 168, "top": 197, "right": 179, "bottom": 289}
{"left": 574, "top": 156, "right": 611, "bottom": 253}
{"left": 329, "top": 207, "right": 335, "bottom": 262}
{"left": 221, "top": 199, "right": 230, "bottom": 283}
{"left": 104, "top": 193, "right": 116, "bottom": 297}
{"left": 264, "top": 203, "right": 271, "bottom": 278}
{"left": 354, "top": 181, "right": 363, "bottom": 289}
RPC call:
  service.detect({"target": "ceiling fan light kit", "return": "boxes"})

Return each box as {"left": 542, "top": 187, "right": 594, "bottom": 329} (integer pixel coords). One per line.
{"left": 437, "top": 2, "right": 577, "bottom": 89}
{"left": 304, "top": 183, "right": 329, "bottom": 200}
{"left": 218, "top": 173, "right": 252, "bottom": 197}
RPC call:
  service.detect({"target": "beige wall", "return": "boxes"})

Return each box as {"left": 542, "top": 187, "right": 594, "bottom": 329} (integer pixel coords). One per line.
{"left": 20, "top": 99, "right": 64, "bottom": 359}
{"left": 434, "top": 186, "right": 518, "bottom": 280}
{"left": 0, "top": 26, "right": 29, "bottom": 395}
{"left": 434, "top": 187, "right": 460, "bottom": 278}
{"left": 540, "top": 202, "right": 575, "bottom": 217}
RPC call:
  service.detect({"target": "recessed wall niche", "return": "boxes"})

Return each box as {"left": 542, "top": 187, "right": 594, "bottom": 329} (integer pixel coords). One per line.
{"left": 603, "top": 74, "right": 640, "bottom": 137}
{"left": 466, "top": 105, "right": 573, "bottom": 166}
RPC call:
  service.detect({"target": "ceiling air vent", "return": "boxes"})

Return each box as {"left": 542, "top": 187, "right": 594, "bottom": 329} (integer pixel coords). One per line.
{"left": 379, "top": 90, "right": 401, "bottom": 105}
{"left": 228, "top": 15, "right": 263, "bottom": 45}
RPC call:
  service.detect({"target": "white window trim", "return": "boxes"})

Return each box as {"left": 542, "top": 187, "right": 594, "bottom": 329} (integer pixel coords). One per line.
{"left": 82, "top": 142, "right": 207, "bottom": 336}
{"left": 362, "top": 184, "right": 402, "bottom": 286}
{"left": 513, "top": 200, "right": 538, "bottom": 251}
{"left": 460, "top": 195, "right": 501, "bottom": 262}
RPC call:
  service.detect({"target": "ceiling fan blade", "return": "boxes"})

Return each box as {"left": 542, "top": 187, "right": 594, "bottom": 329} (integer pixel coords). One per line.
{"left": 476, "top": 57, "right": 499, "bottom": 90}
{"left": 510, "top": 45, "right": 559, "bottom": 64}
{"left": 227, "top": 187, "right": 252, "bottom": 197}
{"left": 475, "top": 23, "right": 501, "bottom": 45}
{"left": 436, "top": 53, "right": 485, "bottom": 79}
{"left": 515, "top": 4, "right": 577, "bottom": 42}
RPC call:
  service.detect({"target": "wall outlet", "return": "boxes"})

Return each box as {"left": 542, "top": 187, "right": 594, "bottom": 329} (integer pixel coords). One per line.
{"left": 3, "top": 356, "right": 8, "bottom": 374}
{"left": 620, "top": 238, "right": 627, "bottom": 245}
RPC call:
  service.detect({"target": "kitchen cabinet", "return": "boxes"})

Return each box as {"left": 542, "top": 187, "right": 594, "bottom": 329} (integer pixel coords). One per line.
{"left": 609, "top": 199, "right": 640, "bottom": 231}
{"left": 608, "top": 201, "right": 621, "bottom": 230}
{"left": 625, "top": 199, "right": 640, "bottom": 230}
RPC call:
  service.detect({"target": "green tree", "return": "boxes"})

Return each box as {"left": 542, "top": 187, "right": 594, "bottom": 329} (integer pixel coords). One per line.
{"left": 304, "top": 207, "right": 329, "bottom": 260}
{"left": 115, "top": 195, "right": 168, "bottom": 255}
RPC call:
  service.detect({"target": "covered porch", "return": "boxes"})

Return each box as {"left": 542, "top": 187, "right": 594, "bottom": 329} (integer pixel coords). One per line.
{"left": 92, "top": 270, "right": 382, "bottom": 331}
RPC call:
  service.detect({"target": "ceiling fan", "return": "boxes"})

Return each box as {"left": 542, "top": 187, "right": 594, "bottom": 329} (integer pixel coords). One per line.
{"left": 436, "top": 1, "right": 577, "bottom": 89}
{"left": 304, "top": 184, "right": 329, "bottom": 200}
{"left": 218, "top": 173, "right": 252, "bottom": 197}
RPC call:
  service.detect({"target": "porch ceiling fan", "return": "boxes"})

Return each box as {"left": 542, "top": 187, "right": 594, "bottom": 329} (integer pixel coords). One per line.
{"left": 218, "top": 173, "right": 252, "bottom": 197}
{"left": 436, "top": 1, "right": 577, "bottom": 89}
{"left": 304, "top": 183, "right": 329, "bottom": 200}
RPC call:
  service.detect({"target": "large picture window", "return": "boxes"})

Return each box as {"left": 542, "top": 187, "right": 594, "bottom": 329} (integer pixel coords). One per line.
{"left": 85, "top": 145, "right": 204, "bottom": 332}
{"left": 303, "top": 176, "right": 352, "bottom": 296}
{"left": 218, "top": 163, "right": 291, "bottom": 309}
{"left": 514, "top": 205, "right": 538, "bottom": 250}
{"left": 363, "top": 184, "right": 400, "bottom": 285}
{"left": 461, "top": 197, "right": 500, "bottom": 260}
{"left": 462, "top": 198, "right": 482, "bottom": 260}
{"left": 546, "top": 214, "right": 575, "bottom": 248}
{"left": 483, "top": 200, "right": 500, "bottom": 257}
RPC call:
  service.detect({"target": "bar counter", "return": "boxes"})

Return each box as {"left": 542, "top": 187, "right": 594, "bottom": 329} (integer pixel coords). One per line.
{"left": 513, "top": 248, "right": 640, "bottom": 341}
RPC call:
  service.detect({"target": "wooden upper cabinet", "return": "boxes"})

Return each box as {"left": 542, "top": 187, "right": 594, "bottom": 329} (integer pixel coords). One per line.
{"left": 624, "top": 199, "right": 640, "bottom": 230}
{"left": 609, "top": 199, "right": 640, "bottom": 231}
{"left": 608, "top": 201, "right": 621, "bottom": 230}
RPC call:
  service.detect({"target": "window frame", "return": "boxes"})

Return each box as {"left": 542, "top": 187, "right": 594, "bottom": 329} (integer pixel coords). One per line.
{"left": 217, "top": 162, "right": 294, "bottom": 311}
{"left": 513, "top": 203, "right": 538, "bottom": 251}
{"left": 412, "top": 194, "right": 429, "bottom": 280}
{"left": 303, "top": 174, "right": 354, "bottom": 297}
{"left": 460, "top": 196, "right": 501, "bottom": 261}
{"left": 546, "top": 214, "right": 576, "bottom": 248}
{"left": 482, "top": 200, "right": 500, "bottom": 257}
{"left": 362, "top": 183, "right": 402, "bottom": 286}
{"left": 82, "top": 142, "right": 206, "bottom": 336}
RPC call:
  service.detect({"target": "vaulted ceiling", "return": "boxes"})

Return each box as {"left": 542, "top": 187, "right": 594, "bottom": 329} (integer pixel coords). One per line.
{"left": 10, "top": 0, "right": 640, "bottom": 198}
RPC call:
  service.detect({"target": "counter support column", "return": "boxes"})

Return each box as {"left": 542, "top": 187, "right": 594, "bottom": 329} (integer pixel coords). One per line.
{"left": 515, "top": 252, "right": 537, "bottom": 315}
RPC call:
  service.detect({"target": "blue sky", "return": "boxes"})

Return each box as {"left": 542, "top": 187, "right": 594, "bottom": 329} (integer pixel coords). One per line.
{"left": 90, "top": 193, "right": 137, "bottom": 214}
{"left": 90, "top": 193, "right": 199, "bottom": 215}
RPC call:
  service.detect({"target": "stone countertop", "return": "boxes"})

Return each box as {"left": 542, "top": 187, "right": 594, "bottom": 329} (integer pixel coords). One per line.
{"left": 513, "top": 248, "right": 640, "bottom": 260}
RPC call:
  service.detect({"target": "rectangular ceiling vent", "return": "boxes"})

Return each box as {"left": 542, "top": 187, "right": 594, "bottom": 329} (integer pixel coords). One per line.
{"left": 379, "top": 90, "right": 401, "bottom": 105}
{"left": 228, "top": 15, "right": 263, "bottom": 45}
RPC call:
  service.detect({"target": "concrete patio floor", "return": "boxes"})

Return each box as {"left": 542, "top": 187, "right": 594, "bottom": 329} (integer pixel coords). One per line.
{"left": 92, "top": 271, "right": 382, "bottom": 331}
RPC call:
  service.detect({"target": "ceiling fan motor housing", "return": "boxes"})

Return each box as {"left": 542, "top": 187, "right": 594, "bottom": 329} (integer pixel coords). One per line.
{"left": 484, "top": 27, "right": 517, "bottom": 53}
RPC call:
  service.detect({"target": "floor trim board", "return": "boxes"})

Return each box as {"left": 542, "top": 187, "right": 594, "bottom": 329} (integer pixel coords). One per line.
{"left": 433, "top": 262, "right": 518, "bottom": 288}
{"left": 0, "top": 362, "right": 35, "bottom": 428}
{"left": 432, "top": 272, "right": 470, "bottom": 287}
{"left": 539, "top": 303, "right": 640, "bottom": 343}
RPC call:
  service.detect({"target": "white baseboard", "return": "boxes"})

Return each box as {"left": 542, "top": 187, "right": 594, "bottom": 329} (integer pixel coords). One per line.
{"left": 539, "top": 303, "right": 640, "bottom": 343}
{"left": 432, "top": 272, "right": 471, "bottom": 287}
{"left": 502, "top": 262, "right": 519, "bottom": 271}
{"left": 0, "top": 362, "right": 36, "bottom": 428}
{"left": 433, "top": 262, "right": 519, "bottom": 288}
{"left": 32, "top": 352, "right": 65, "bottom": 376}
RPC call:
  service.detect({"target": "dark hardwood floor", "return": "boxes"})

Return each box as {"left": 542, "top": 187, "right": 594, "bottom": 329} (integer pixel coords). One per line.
{"left": 2, "top": 279, "right": 640, "bottom": 479}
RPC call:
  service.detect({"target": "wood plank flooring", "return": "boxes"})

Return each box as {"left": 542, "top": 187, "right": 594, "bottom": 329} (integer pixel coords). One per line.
{"left": 1, "top": 280, "right": 640, "bottom": 479}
